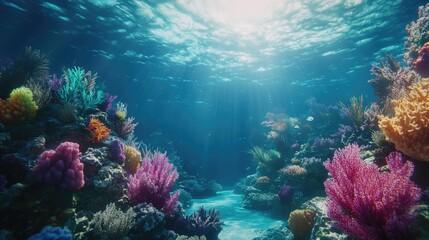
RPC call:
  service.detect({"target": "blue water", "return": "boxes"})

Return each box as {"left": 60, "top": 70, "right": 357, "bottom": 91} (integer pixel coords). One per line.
{"left": 0, "top": 0, "right": 426, "bottom": 184}
{"left": 186, "top": 190, "right": 283, "bottom": 240}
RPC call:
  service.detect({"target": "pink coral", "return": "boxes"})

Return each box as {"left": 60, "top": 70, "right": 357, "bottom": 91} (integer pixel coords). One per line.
{"left": 413, "top": 42, "right": 429, "bottom": 77}
{"left": 33, "top": 142, "right": 85, "bottom": 190}
{"left": 323, "top": 144, "right": 421, "bottom": 239}
{"left": 127, "top": 151, "right": 180, "bottom": 215}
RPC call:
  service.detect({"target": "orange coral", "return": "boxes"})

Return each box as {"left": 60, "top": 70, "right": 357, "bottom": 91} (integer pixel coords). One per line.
{"left": 280, "top": 165, "right": 307, "bottom": 177}
{"left": 124, "top": 145, "right": 141, "bottom": 174}
{"left": 85, "top": 118, "right": 110, "bottom": 143}
{"left": 288, "top": 209, "right": 315, "bottom": 240}
{"left": 378, "top": 78, "right": 429, "bottom": 161}
{"left": 256, "top": 176, "right": 270, "bottom": 184}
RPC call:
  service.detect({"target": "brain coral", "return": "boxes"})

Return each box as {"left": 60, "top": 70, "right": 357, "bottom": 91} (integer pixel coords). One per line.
{"left": 378, "top": 78, "right": 429, "bottom": 161}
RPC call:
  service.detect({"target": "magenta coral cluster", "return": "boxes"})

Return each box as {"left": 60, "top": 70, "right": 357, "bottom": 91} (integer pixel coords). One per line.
{"left": 323, "top": 144, "right": 421, "bottom": 240}
{"left": 127, "top": 151, "right": 180, "bottom": 215}
{"left": 413, "top": 42, "right": 429, "bottom": 77}
{"left": 33, "top": 142, "right": 85, "bottom": 190}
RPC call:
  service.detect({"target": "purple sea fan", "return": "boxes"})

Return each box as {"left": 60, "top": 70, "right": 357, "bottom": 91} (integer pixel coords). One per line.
{"left": 49, "top": 74, "right": 64, "bottom": 91}
{"left": 33, "top": 142, "right": 85, "bottom": 190}
{"left": 323, "top": 144, "right": 421, "bottom": 240}
{"left": 127, "top": 151, "right": 180, "bottom": 215}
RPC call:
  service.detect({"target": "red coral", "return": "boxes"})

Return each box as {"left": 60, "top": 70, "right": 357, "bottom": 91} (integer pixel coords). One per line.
{"left": 413, "top": 42, "right": 429, "bottom": 77}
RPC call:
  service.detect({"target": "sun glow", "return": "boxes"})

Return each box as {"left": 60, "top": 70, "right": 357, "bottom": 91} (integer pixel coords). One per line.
{"left": 179, "top": 0, "right": 284, "bottom": 32}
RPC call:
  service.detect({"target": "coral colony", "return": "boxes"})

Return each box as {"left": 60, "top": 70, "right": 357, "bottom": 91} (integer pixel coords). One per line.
{"left": 1, "top": 3, "right": 429, "bottom": 240}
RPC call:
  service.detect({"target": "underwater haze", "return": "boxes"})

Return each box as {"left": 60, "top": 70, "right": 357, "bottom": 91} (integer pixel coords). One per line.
{"left": 0, "top": 0, "right": 424, "bottom": 184}
{"left": 1, "top": 0, "right": 429, "bottom": 239}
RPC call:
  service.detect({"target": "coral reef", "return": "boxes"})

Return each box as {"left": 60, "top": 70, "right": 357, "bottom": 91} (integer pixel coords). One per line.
{"left": 174, "top": 206, "right": 224, "bottom": 240}
{"left": 90, "top": 203, "right": 135, "bottom": 240}
{"left": 123, "top": 145, "right": 141, "bottom": 174}
{"left": 413, "top": 42, "right": 429, "bottom": 77}
{"left": 127, "top": 151, "right": 180, "bottom": 215}
{"left": 324, "top": 144, "right": 421, "bottom": 240}
{"left": 33, "top": 141, "right": 85, "bottom": 190}
{"left": 109, "top": 139, "right": 125, "bottom": 164}
{"left": 55, "top": 66, "right": 104, "bottom": 114}
{"left": 0, "top": 47, "right": 50, "bottom": 99}
{"left": 404, "top": 3, "right": 429, "bottom": 65}
{"left": 0, "top": 86, "right": 38, "bottom": 124}
{"left": 338, "top": 95, "right": 365, "bottom": 129}
{"left": 28, "top": 226, "right": 72, "bottom": 240}
{"left": 86, "top": 118, "right": 110, "bottom": 143}
{"left": 378, "top": 78, "right": 429, "bottom": 161}
{"left": 132, "top": 203, "right": 164, "bottom": 233}
{"left": 287, "top": 209, "right": 315, "bottom": 240}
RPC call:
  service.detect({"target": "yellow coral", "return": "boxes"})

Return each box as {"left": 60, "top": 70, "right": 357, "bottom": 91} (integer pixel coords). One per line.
{"left": 378, "top": 78, "right": 429, "bottom": 161}
{"left": 115, "top": 110, "right": 126, "bottom": 121}
{"left": 0, "top": 86, "right": 38, "bottom": 124}
{"left": 288, "top": 209, "right": 315, "bottom": 240}
{"left": 124, "top": 145, "right": 141, "bottom": 174}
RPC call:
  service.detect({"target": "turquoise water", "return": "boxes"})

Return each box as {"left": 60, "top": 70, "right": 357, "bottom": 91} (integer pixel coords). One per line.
{"left": 0, "top": 1, "right": 428, "bottom": 239}
{"left": 187, "top": 190, "right": 283, "bottom": 240}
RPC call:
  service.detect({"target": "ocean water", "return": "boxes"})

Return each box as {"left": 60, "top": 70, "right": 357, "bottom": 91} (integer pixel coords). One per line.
{"left": 0, "top": 0, "right": 429, "bottom": 239}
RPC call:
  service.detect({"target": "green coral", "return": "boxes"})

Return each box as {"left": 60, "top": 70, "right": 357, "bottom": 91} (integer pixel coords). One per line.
{"left": 57, "top": 66, "right": 104, "bottom": 114}
{"left": 249, "top": 146, "right": 283, "bottom": 170}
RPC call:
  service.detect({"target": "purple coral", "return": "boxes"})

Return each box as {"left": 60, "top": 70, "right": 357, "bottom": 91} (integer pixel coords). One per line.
{"left": 127, "top": 151, "right": 180, "bottom": 215}
{"left": 278, "top": 185, "right": 294, "bottom": 205}
{"left": 413, "top": 42, "right": 429, "bottom": 77}
{"left": 109, "top": 139, "right": 125, "bottom": 164}
{"left": 312, "top": 137, "right": 335, "bottom": 149}
{"left": 174, "top": 206, "right": 224, "bottom": 240}
{"left": 33, "top": 142, "right": 85, "bottom": 190}
{"left": 99, "top": 93, "right": 117, "bottom": 112}
{"left": 119, "top": 117, "right": 139, "bottom": 138}
{"left": 324, "top": 144, "right": 421, "bottom": 240}
{"left": 49, "top": 74, "right": 64, "bottom": 92}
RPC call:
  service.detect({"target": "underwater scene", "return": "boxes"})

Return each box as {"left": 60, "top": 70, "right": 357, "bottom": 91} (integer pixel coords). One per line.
{"left": 1, "top": 0, "right": 429, "bottom": 239}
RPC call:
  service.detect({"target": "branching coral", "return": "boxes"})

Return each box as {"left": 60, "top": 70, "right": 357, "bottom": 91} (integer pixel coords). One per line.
{"left": 404, "top": 3, "right": 429, "bottom": 66}
{"left": 324, "top": 144, "right": 421, "bottom": 239}
{"left": 175, "top": 206, "right": 224, "bottom": 240}
{"left": 378, "top": 78, "right": 429, "bottom": 161}
{"left": 0, "top": 47, "right": 49, "bottom": 98}
{"left": 91, "top": 203, "right": 136, "bottom": 240}
{"left": 25, "top": 77, "right": 51, "bottom": 109}
{"left": 339, "top": 95, "right": 365, "bottom": 129}
{"left": 369, "top": 55, "right": 420, "bottom": 110}
{"left": 0, "top": 86, "right": 38, "bottom": 124}
{"left": 261, "top": 112, "right": 287, "bottom": 133}
{"left": 86, "top": 118, "right": 111, "bottom": 143}
{"left": 127, "top": 151, "right": 180, "bottom": 215}
{"left": 55, "top": 66, "right": 104, "bottom": 114}
{"left": 249, "top": 146, "right": 283, "bottom": 170}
